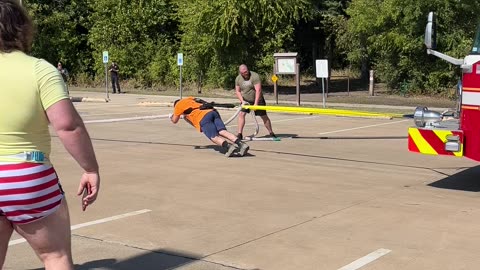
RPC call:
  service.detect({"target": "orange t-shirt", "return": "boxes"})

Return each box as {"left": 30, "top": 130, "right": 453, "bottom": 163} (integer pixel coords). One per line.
{"left": 173, "top": 97, "right": 213, "bottom": 131}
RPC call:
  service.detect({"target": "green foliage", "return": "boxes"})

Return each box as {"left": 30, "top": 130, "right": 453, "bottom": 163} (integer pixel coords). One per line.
{"left": 24, "top": 0, "right": 479, "bottom": 95}
{"left": 87, "top": 0, "right": 178, "bottom": 85}
{"left": 27, "top": 0, "right": 92, "bottom": 79}
{"left": 177, "top": 0, "right": 316, "bottom": 88}
{"left": 25, "top": 0, "right": 324, "bottom": 89}
{"left": 338, "top": 0, "right": 480, "bottom": 93}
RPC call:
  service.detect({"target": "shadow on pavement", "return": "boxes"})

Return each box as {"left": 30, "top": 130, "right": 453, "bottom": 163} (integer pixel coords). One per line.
{"left": 195, "top": 145, "right": 256, "bottom": 158}
{"left": 28, "top": 249, "right": 204, "bottom": 270}
{"left": 428, "top": 165, "right": 480, "bottom": 192}
{"left": 292, "top": 135, "right": 407, "bottom": 140}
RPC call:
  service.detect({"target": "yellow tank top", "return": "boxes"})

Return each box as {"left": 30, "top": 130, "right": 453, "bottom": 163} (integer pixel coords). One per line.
{"left": 0, "top": 51, "right": 69, "bottom": 162}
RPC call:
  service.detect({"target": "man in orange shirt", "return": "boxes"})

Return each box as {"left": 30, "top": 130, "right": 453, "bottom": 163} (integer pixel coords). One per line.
{"left": 169, "top": 97, "right": 249, "bottom": 157}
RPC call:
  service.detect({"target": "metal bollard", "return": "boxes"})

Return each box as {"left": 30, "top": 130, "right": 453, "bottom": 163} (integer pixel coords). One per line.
{"left": 369, "top": 70, "right": 375, "bottom": 96}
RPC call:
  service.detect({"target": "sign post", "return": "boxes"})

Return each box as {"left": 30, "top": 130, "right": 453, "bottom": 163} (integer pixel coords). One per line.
{"left": 315, "top": 59, "right": 329, "bottom": 108}
{"left": 177, "top": 53, "right": 184, "bottom": 98}
{"left": 103, "top": 51, "right": 109, "bottom": 100}
{"left": 274, "top": 53, "right": 299, "bottom": 105}
{"left": 271, "top": 74, "right": 279, "bottom": 104}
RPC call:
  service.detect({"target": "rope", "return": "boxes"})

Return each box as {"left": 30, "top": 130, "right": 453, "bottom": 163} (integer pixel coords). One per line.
{"left": 222, "top": 103, "right": 260, "bottom": 140}
{"left": 241, "top": 105, "right": 404, "bottom": 119}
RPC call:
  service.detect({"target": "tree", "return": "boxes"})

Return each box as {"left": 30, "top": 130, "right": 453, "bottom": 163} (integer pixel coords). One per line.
{"left": 177, "top": 0, "right": 316, "bottom": 88}
{"left": 338, "top": 0, "right": 480, "bottom": 93}
{"left": 27, "top": 0, "right": 92, "bottom": 80}
{"left": 293, "top": 0, "right": 350, "bottom": 72}
{"left": 88, "top": 0, "right": 178, "bottom": 86}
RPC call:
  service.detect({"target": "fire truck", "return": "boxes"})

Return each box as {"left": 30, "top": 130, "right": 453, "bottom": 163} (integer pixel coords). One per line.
{"left": 408, "top": 12, "right": 480, "bottom": 162}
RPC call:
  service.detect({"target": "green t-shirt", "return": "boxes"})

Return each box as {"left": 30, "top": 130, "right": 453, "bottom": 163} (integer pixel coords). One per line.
{"left": 0, "top": 51, "right": 69, "bottom": 162}
{"left": 235, "top": 71, "right": 262, "bottom": 102}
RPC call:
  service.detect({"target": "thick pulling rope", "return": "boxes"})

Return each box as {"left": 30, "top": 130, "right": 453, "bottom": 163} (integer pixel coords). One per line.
{"left": 223, "top": 105, "right": 243, "bottom": 125}
{"left": 221, "top": 103, "right": 403, "bottom": 141}
{"left": 241, "top": 105, "right": 404, "bottom": 119}
{"left": 223, "top": 105, "right": 261, "bottom": 140}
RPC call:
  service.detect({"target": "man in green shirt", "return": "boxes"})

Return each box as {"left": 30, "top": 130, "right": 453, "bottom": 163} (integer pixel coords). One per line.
{"left": 234, "top": 64, "right": 276, "bottom": 139}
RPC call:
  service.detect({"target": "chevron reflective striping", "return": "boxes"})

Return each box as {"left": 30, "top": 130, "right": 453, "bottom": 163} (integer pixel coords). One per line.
{"left": 418, "top": 129, "right": 451, "bottom": 155}
{"left": 408, "top": 128, "right": 437, "bottom": 155}
{"left": 432, "top": 130, "right": 452, "bottom": 144}
{"left": 408, "top": 133, "right": 420, "bottom": 152}
{"left": 433, "top": 130, "right": 463, "bottom": 157}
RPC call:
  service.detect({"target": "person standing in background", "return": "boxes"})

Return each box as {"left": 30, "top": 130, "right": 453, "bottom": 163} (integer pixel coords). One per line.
{"left": 109, "top": 61, "right": 122, "bottom": 93}
{"left": 57, "top": 62, "right": 69, "bottom": 82}
{"left": 57, "top": 61, "right": 69, "bottom": 95}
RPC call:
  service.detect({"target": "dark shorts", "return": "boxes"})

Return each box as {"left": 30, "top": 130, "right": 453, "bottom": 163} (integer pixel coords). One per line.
{"left": 241, "top": 96, "right": 267, "bottom": 116}
{"left": 200, "top": 111, "right": 227, "bottom": 139}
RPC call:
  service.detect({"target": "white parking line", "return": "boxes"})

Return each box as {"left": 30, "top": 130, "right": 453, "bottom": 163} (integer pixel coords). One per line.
{"left": 84, "top": 115, "right": 169, "bottom": 123}
{"left": 8, "top": 209, "right": 152, "bottom": 246}
{"left": 338, "top": 248, "right": 392, "bottom": 270}
{"left": 318, "top": 120, "right": 408, "bottom": 135}
{"left": 81, "top": 109, "right": 169, "bottom": 117}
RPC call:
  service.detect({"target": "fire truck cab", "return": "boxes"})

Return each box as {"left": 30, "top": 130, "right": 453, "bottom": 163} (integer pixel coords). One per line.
{"left": 408, "top": 12, "right": 480, "bottom": 162}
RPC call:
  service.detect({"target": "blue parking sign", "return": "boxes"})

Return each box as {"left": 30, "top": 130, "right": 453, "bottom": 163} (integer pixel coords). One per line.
{"left": 102, "top": 51, "right": 109, "bottom": 64}
{"left": 177, "top": 53, "right": 183, "bottom": 66}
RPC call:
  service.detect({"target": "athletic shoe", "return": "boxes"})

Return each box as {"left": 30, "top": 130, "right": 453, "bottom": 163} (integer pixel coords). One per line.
{"left": 237, "top": 133, "right": 243, "bottom": 140}
{"left": 268, "top": 132, "right": 277, "bottom": 138}
{"left": 238, "top": 142, "right": 250, "bottom": 156}
{"left": 225, "top": 144, "right": 238, "bottom": 157}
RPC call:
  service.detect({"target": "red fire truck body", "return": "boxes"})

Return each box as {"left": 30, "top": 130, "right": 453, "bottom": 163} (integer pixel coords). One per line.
{"left": 408, "top": 12, "right": 480, "bottom": 162}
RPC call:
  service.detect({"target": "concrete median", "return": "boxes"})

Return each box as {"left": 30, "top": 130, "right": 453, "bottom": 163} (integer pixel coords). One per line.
{"left": 70, "top": 96, "right": 109, "bottom": 103}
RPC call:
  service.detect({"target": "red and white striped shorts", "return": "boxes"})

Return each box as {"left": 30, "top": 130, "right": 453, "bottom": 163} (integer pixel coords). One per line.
{"left": 0, "top": 162, "right": 64, "bottom": 224}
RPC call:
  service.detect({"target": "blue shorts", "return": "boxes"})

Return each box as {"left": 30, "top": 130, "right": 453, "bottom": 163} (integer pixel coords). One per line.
{"left": 200, "top": 111, "right": 227, "bottom": 139}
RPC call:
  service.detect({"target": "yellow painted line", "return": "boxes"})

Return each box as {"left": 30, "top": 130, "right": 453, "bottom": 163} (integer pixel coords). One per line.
{"left": 408, "top": 128, "right": 437, "bottom": 155}
{"left": 432, "top": 130, "right": 463, "bottom": 157}
{"left": 242, "top": 105, "right": 403, "bottom": 119}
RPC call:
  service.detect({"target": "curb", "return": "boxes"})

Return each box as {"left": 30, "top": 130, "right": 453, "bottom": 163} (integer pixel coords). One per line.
{"left": 70, "top": 97, "right": 109, "bottom": 103}
{"left": 137, "top": 101, "right": 239, "bottom": 111}
{"left": 137, "top": 101, "right": 172, "bottom": 107}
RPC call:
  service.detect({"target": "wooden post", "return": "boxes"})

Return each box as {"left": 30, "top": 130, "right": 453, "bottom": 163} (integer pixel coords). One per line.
{"left": 296, "top": 64, "right": 300, "bottom": 106}
{"left": 347, "top": 67, "right": 350, "bottom": 96}
{"left": 273, "top": 64, "right": 278, "bottom": 104}
{"left": 369, "top": 70, "right": 375, "bottom": 96}
{"left": 274, "top": 81, "right": 278, "bottom": 104}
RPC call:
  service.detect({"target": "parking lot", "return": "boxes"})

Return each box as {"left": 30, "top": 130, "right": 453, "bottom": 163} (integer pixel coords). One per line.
{"left": 5, "top": 91, "right": 480, "bottom": 270}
